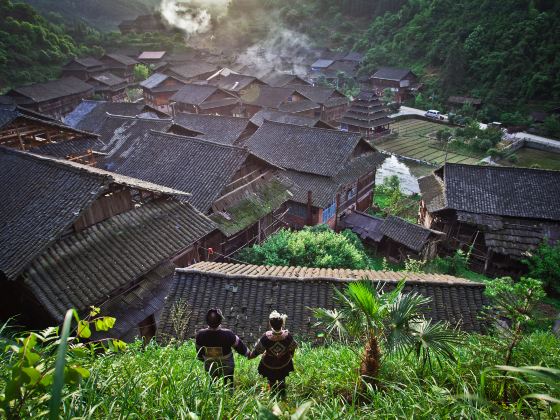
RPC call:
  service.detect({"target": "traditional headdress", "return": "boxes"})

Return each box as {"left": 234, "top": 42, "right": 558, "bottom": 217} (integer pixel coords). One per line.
{"left": 269, "top": 310, "right": 288, "bottom": 331}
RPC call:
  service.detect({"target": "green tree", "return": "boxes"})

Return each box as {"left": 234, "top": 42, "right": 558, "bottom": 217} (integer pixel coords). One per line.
{"left": 523, "top": 242, "right": 560, "bottom": 295}
{"left": 133, "top": 63, "right": 150, "bottom": 82}
{"left": 313, "top": 281, "right": 461, "bottom": 385}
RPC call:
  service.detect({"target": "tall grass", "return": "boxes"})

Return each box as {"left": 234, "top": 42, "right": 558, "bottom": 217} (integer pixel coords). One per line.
{"left": 2, "top": 332, "right": 558, "bottom": 418}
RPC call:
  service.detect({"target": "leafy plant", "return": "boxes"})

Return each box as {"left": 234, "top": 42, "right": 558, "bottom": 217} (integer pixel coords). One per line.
{"left": 0, "top": 306, "right": 125, "bottom": 418}
{"left": 523, "top": 242, "right": 560, "bottom": 295}
{"left": 313, "top": 280, "right": 461, "bottom": 386}
{"left": 483, "top": 277, "right": 546, "bottom": 402}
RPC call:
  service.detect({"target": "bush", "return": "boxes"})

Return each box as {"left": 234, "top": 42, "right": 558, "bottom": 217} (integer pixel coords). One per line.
{"left": 237, "top": 227, "right": 369, "bottom": 269}
{"left": 523, "top": 242, "right": 560, "bottom": 295}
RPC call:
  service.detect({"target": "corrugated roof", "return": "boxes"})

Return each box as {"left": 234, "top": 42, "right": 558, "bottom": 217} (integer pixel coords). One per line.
{"left": 138, "top": 51, "right": 167, "bottom": 60}
{"left": 158, "top": 263, "right": 487, "bottom": 343}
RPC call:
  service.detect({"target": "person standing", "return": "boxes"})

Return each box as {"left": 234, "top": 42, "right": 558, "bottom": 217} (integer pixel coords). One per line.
{"left": 195, "top": 308, "right": 249, "bottom": 389}
{"left": 249, "top": 310, "right": 298, "bottom": 398}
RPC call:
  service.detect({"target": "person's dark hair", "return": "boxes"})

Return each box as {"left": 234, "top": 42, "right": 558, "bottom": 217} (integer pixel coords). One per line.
{"left": 270, "top": 317, "right": 283, "bottom": 331}
{"left": 206, "top": 308, "right": 223, "bottom": 328}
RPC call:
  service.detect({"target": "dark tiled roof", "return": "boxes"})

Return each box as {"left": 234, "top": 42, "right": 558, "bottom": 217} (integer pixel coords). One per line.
{"left": 261, "top": 73, "right": 310, "bottom": 88}
{"left": 380, "top": 216, "right": 432, "bottom": 252}
{"left": 102, "top": 53, "right": 139, "bottom": 67}
{"left": 167, "top": 62, "right": 218, "bottom": 81}
{"left": 31, "top": 136, "right": 106, "bottom": 158}
{"left": 0, "top": 105, "right": 86, "bottom": 133}
{"left": 278, "top": 99, "right": 320, "bottom": 113}
{"left": 0, "top": 147, "right": 187, "bottom": 280}
{"left": 372, "top": 67, "right": 414, "bottom": 81}
{"left": 290, "top": 85, "right": 346, "bottom": 106}
{"left": 114, "top": 131, "right": 249, "bottom": 212}
{"left": 245, "top": 121, "right": 370, "bottom": 177}
{"left": 140, "top": 73, "right": 175, "bottom": 89}
{"left": 418, "top": 173, "right": 446, "bottom": 213}
{"left": 250, "top": 110, "right": 321, "bottom": 128}
{"left": 67, "top": 57, "right": 104, "bottom": 69}
{"left": 158, "top": 262, "right": 487, "bottom": 343}
{"left": 311, "top": 59, "right": 334, "bottom": 68}
{"left": 173, "top": 113, "right": 253, "bottom": 145}
{"left": 343, "top": 51, "right": 364, "bottom": 62}
{"left": 170, "top": 84, "right": 221, "bottom": 105}
{"left": 96, "top": 116, "right": 173, "bottom": 170}
{"left": 64, "top": 100, "right": 150, "bottom": 133}
{"left": 91, "top": 72, "right": 127, "bottom": 87}
{"left": 25, "top": 199, "right": 216, "bottom": 322}
{"left": 442, "top": 164, "right": 560, "bottom": 221}
{"left": 209, "top": 74, "right": 259, "bottom": 92}
{"left": 8, "top": 77, "right": 93, "bottom": 103}
{"left": 287, "top": 153, "right": 383, "bottom": 207}
{"left": 339, "top": 211, "right": 384, "bottom": 241}
{"left": 241, "top": 86, "right": 296, "bottom": 108}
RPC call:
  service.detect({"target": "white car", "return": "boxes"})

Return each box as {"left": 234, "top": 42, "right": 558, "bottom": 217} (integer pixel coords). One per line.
{"left": 425, "top": 109, "right": 443, "bottom": 120}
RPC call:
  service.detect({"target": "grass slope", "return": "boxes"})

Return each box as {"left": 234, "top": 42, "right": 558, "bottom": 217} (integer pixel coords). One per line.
{"left": 35, "top": 332, "right": 559, "bottom": 418}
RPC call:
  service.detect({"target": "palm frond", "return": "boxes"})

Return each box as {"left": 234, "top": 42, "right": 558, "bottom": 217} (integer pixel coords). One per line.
{"left": 409, "top": 318, "right": 463, "bottom": 370}
{"left": 310, "top": 307, "right": 349, "bottom": 341}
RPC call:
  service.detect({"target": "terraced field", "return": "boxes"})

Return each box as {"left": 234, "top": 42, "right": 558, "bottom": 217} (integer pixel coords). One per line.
{"left": 376, "top": 119, "right": 484, "bottom": 165}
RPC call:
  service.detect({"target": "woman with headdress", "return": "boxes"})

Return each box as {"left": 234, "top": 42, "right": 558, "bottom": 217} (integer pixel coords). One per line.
{"left": 249, "top": 310, "right": 298, "bottom": 398}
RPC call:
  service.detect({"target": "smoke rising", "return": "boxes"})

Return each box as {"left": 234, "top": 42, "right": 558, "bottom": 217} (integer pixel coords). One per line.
{"left": 159, "top": 0, "right": 230, "bottom": 35}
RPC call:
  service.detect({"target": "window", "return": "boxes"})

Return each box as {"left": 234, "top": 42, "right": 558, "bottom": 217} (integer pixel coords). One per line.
{"left": 346, "top": 186, "right": 357, "bottom": 201}
{"left": 288, "top": 203, "right": 307, "bottom": 218}
{"left": 322, "top": 200, "right": 337, "bottom": 223}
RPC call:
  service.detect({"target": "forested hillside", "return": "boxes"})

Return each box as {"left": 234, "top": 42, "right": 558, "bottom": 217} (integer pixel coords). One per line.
{"left": 275, "top": 0, "right": 560, "bottom": 117}
{"left": 0, "top": 0, "right": 104, "bottom": 90}
{"left": 21, "top": 0, "right": 160, "bottom": 31}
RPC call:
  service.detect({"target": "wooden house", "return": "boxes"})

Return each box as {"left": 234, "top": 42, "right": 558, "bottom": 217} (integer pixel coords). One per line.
{"left": 340, "top": 212, "right": 443, "bottom": 263}
{"left": 158, "top": 262, "right": 487, "bottom": 343}
{"left": 171, "top": 113, "right": 258, "bottom": 145}
{"left": 418, "top": 164, "right": 560, "bottom": 277}
{"left": 341, "top": 90, "right": 391, "bottom": 139}
{"left": 0, "top": 105, "right": 99, "bottom": 161}
{"left": 138, "top": 51, "right": 167, "bottom": 65}
{"left": 165, "top": 62, "right": 219, "bottom": 83}
{"left": 3, "top": 77, "right": 94, "bottom": 119}
{"left": 370, "top": 67, "right": 419, "bottom": 103}
{"left": 208, "top": 74, "right": 266, "bottom": 95}
{"left": 260, "top": 72, "right": 310, "bottom": 88}
{"left": 0, "top": 147, "right": 216, "bottom": 341}
{"left": 170, "top": 84, "right": 240, "bottom": 116}
{"left": 62, "top": 57, "right": 105, "bottom": 81}
{"left": 99, "top": 54, "right": 139, "bottom": 84}
{"left": 250, "top": 110, "right": 334, "bottom": 129}
{"left": 243, "top": 121, "right": 384, "bottom": 229}
{"left": 88, "top": 72, "right": 128, "bottom": 102}
{"left": 288, "top": 85, "right": 349, "bottom": 126}
{"left": 102, "top": 130, "right": 292, "bottom": 257}
{"left": 239, "top": 86, "right": 308, "bottom": 117}
{"left": 140, "top": 73, "right": 185, "bottom": 114}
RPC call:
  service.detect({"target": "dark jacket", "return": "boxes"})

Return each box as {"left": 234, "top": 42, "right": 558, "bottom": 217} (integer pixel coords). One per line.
{"left": 195, "top": 327, "right": 249, "bottom": 361}
{"left": 252, "top": 330, "right": 297, "bottom": 380}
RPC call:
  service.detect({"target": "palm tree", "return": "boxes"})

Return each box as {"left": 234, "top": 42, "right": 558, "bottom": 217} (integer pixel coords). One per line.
{"left": 312, "top": 280, "right": 462, "bottom": 386}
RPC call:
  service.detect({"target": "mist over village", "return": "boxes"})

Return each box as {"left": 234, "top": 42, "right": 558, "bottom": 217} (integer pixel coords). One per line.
{"left": 0, "top": 0, "right": 559, "bottom": 418}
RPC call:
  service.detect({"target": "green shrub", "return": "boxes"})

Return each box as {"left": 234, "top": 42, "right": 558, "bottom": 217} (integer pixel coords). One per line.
{"left": 523, "top": 242, "right": 560, "bottom": 295}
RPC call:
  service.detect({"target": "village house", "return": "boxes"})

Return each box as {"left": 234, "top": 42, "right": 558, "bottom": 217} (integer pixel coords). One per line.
{"left": 243, "top": 121, "right": 384, "bottom": 228}
{"left": 140, "top": 73, "right": 185, "bottom": 114}
{"left": 171, "top": 113, "right": 258, "bottom": 145}
{"left": 249, "top": 109, "right": 334, "bottom": 129}
{"left": 0, "top": 147, "right": 216, "bottom": 341}
{"left": 288, "top": 85, "right": 349, "bottom": 125}
{"left": 165, "top": 62, "right": 219, "bottom": 83}
{"left": 340, "top": 212, "right": 443, "bottom": 263}
{"left": 88, "top": 72, "right": 128, "bottom": 102}
{"left": 102, "top": 130, "right": 292, "bottom": 256}
{"left": 99, "top": 54, "right": 140, "bottom": 84}
{"left": 119, "top": 14, "right": 167, "bottom": 34}
{"left": 418, "top": 163, "right": 560, "bottom": 277}
{"left": 138, "top": 51, "right": 167, "bottom": 65}
{"left": 370, "top": 67, "right": 419, "bottom": 103}
{"left": 341, "top": 90, "right": 392, "bottom": 139}
{"left": 2, "top": 77, "right": 94, "bottom": 119}
{"left": 239, "top": 86, "right": 309, "bottom": 118}
{"left": 63, "top": 100, "right": 163, "bottom": 132}
{"left": 61, "top": 57, "right": 105, "bottom": 81}
{"left": 208, "top": 73, "right": 266, "bottom": 95}
{"left": 158, "top": 262, "right": 487, "bottom": 343}
{"left": 170, "top": 84, "right": 240, "bottom": 116}
{"left": 0, "top": 105, "right": 100, "bottom": 161}
{"left": 447, "top": 96, "right": 483, "bottom": 110}
{"left": 260, "top": 72, "right": 310, "bottom": 88}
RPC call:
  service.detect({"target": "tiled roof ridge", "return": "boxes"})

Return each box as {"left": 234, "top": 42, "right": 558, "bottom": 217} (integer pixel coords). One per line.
{"left": 105, "top": 113, "right": 172, "bottom": 122}
{"left": 444, "top": 162, "right": 560, "bottom": 174}
{"left": 261, "top": 120, "right": 362, "bottom": 138}
{"left": 177, "top": 262, "right": 483, "bottom": 287}
{"left": 9, "top": 147, "right": 191, "bottom": 196}
{"left": 8, "top": 111, "right": 99, "bottom": 138}
{"left": 174, "top": 113, "right": 250, "bottom": 123}
{"left": 147, "top": 129, "right": 249, "bottom": 152}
